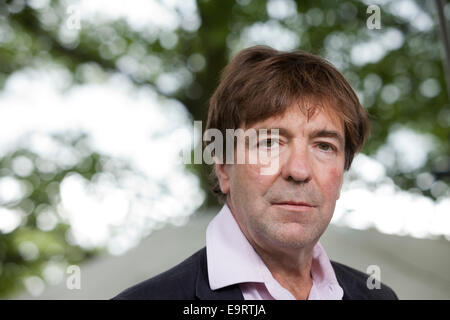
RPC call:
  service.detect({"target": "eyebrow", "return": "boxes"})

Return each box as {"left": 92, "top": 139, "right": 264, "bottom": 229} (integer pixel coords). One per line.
{"left": 309, "top": 129, "right": 345, "bottom": 149}
{"left": 254, "top": 126, "right": 345, "bottom": 149}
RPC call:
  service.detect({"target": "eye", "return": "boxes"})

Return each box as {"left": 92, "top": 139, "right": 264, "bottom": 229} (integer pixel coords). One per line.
{"left": 259, "top": 138, "right": 280, "bottom": 149}
{"left": 317, "top": 142, "right": 335, "bottom": 152}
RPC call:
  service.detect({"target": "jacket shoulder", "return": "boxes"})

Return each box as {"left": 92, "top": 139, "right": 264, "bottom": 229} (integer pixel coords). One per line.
{"left": 112, "top": 248, "right": 205, "bottom": 300}
{"left": 331, "top": 260, "right": 399, "bottom": 300}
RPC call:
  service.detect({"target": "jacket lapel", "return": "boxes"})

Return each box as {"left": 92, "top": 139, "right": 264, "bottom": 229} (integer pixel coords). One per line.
{"left": 330, "top": 260, "right": 363, "bottom": 300}
{"left": 195, "top": 247, "right": 245, "bottom": 300}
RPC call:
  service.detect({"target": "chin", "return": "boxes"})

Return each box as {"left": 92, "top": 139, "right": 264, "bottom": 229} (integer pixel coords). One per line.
{"left": 268, "top": 226, "right": 315, "bottom": 249}
{"left": 273, "top": 237, "right": 313, "bottom": 250}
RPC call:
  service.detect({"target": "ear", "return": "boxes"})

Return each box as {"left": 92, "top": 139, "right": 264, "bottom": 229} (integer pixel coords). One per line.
{"left": 215, "top": 162, "right": 231, "bottom": 194}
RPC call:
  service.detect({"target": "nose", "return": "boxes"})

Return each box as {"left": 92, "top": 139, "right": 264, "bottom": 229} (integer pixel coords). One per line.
{"left": 280, "top": 142, "right": 312, "bottom": 183}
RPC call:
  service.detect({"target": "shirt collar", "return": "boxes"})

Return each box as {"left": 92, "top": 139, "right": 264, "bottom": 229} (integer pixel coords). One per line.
{"left": 206, "top": 204, "right": 265, "bottom": 289}
{"left": 206, "top": 204, "right": 343, "bottom": 299}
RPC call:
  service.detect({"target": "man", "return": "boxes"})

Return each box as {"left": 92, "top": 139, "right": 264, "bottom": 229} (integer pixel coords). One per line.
{"left": 113, "top": 45, "right": 398, "bottom": 300}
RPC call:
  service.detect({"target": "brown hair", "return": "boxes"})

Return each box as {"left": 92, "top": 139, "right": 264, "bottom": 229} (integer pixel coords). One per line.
{"left": 205, "top": 45, "right": 370, "bottom": 203}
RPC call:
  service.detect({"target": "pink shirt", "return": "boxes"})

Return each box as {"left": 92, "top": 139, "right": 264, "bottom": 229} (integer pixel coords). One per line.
{"left": 206, "top": 204, "right": 344, "bottom": 300}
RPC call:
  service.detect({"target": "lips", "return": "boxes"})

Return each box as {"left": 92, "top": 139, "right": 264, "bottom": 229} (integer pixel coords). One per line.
{"left": 272, "top": 200, "right": 316, "bottom": 213}
{"left": 273, "top": 201, "right": 315, "bottom": 207}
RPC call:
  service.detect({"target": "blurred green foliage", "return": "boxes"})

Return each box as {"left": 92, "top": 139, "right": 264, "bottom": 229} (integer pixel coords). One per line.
{"left": 0, "top": 0, "right": 449, "bottom": 298}
{"left": 0, "top": 133, "right": 113, "bottom": 298}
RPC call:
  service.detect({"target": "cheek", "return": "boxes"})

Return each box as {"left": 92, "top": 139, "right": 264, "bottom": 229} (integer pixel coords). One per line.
{"left": 233, "top": 164, "right": 277, "bottom": 198}
{"left": 320, "top": 167, "right": 344, "bottom": 201}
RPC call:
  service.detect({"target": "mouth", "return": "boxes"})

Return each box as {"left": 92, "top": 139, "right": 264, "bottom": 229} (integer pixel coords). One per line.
{"left": 272, "top": 201, "right": 316, "bottom": 212}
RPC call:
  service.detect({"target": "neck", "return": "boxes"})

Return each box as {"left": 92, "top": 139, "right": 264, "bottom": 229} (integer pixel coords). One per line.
{"left": 252, "top": 241, "right": 316, "bottom": 300}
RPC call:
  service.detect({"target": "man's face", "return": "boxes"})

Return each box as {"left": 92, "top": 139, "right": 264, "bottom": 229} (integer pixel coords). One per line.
{"left": 216, "top": 104, "right": 346, "bottom": 253}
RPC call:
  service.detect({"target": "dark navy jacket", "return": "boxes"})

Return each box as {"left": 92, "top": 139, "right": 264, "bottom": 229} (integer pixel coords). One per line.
{"left": 113, "top": 247, "right": 399, "bottom": 300}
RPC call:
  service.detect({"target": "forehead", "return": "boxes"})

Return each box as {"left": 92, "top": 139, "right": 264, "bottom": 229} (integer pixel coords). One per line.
{"left": 246, "top": 104, "right": 345, "bottom": 135}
